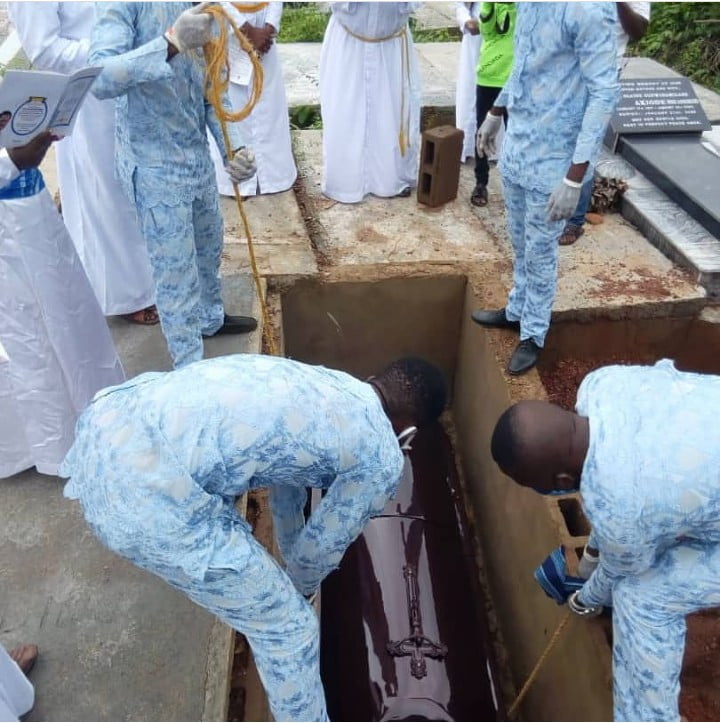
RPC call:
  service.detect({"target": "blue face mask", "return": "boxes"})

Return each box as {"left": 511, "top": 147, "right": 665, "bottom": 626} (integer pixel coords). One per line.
{"left": 540, "top": 487, "right": 579, "bottom": 496}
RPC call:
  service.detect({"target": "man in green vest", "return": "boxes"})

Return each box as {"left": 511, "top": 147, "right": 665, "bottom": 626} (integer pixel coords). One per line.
{"left": 471, "top": 2, "right": 516, "bottom": 207}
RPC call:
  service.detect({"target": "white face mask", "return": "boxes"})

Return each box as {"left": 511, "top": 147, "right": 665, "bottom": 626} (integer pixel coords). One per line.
{"left": 396, "top": 426, "right": 418, "bottom": 452}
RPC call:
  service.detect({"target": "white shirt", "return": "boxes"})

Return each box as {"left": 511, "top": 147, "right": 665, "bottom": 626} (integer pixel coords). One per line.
{"left": 617, "top": 2, "right": 651, "bottom": 64}
{"left": 0, "top": 149, "right": 20, "bottom": 188}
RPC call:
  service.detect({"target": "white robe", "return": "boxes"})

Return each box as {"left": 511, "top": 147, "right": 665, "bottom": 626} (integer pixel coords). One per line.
{"left": 209, "top": 2, "right": 296, "bottom": 197}
{"left": 0, "top": 151, "right": 124, "bottom": 479}
{"left": 8, "top": 1, "right": 155, "bottom": 316}
{"left": 455, "top": 2, "right": 482, "bottom": 161}
{"left": 320, "top": 2, "right": 422, "bottom": 203}
{"left": 0, "top": 646, "right": 33, "bottom": 722}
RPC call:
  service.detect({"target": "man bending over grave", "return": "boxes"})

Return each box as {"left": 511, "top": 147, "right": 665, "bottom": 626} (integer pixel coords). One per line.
{"left": 491, "top": 359, "right": 720, "bottom": 721}
{"left": 60, "top": 353, "right": 447, "bottom": 721}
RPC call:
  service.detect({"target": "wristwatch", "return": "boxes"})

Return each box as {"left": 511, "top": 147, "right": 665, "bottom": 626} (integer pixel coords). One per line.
{"left": 568, "top": 590, "right": 602, "bottom": 617}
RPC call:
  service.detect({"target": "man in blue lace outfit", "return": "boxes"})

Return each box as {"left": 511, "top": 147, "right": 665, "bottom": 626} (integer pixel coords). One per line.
{"left": 472, "top": 2, "right": 619, "bottom": 375}
{"left": 60, "top": 354, "right": 447, "bottom": 721}
{"left": 491, "top": 360, "right": 720, "bottom": 721}
{"left": 89, "top": 3, "right": 258, "bottom": 368}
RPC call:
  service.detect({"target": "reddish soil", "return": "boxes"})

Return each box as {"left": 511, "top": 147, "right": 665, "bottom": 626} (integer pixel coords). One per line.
{"left": 681, "top": 611, "right": 720, "bottom": 721}
{"left": 540, "top": 356, "right": 720, "bottom": 720}
{"left": 538, "top": 355, "right": 651, "bottom": 410}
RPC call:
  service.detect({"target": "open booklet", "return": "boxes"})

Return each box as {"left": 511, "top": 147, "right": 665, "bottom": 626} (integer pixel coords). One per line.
{"left": 0, "top": 66, "right": 101, "bottom": 148}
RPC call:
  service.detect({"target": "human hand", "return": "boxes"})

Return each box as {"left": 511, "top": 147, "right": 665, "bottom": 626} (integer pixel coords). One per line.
{"left": 567, "top": 590, "right": 602, "bottom": 617}
{"left": 476, "top": 111, "right": 503, "bottom": 158}
{"left": 226, "top": 147, "right": 256, "bottom": 184}
{"left": 7, "top": 131, "right": 55, "bottom": 170}
{"left": 546, "top": 177, "right": 583, "bottom": 222}
{"left": 242, "top": 22, "right": 273, "bottom": 55}
{"left": 465, "top": 19, "right": 479, "bottom": 35}
{"left": 167, "top": 1, "right": 214, "bottom": 53}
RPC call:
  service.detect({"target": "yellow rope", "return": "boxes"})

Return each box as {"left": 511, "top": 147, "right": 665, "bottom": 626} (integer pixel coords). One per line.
{"left": 507, "top": 610, "right": 572, "bottom": 718}
{"left": 202, "top": 2, "right": 278, "bottom": 356}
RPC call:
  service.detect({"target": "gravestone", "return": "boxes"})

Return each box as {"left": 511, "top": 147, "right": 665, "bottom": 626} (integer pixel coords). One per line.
{"left": 605, "top": 76, "right": 719, "bottom": 239}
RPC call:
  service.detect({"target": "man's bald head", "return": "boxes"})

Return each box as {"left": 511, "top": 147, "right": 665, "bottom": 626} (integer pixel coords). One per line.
{"left": 491, "top": 400, "right": 589, "bottom": 494}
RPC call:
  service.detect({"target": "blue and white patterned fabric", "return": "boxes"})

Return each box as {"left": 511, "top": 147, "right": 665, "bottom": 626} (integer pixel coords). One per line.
{"left": 502, "top": 179, "right": 564, "bottom": 346}
{"left": 60, "top": 354, "right": 404, "bottom": 721}
{"left": 575, "top": 360, "right": 720, "bottom": 721}
{"left": 133, "top": 180, "right": 224, "bottom": 366}
{"left": 496, "top": 2, "right": 619, "bottom": 195}
{"left": 494, "top": 3, "right": 618, "bottom": 346}
{"left": 89, "top": 3, "right": 244, "bottom": 367}
{"left": 0, "top": 167, "right": 45, "bottom": 200}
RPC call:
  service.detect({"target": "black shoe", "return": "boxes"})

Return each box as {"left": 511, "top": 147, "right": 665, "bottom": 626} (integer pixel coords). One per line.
{"left": 202, "top": 314, "right": 258, "bottom": 338}
{"left": 507, "top": 339, "right": 541, "bottom": 376}
{"left": 470, "top": 183, "right": 488, "bottom": 207}
{"left": 471, "top": 308, "right": 520, "bottom": 331}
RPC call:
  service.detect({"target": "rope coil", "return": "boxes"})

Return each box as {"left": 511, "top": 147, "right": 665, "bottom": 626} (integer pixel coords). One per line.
{"left": 202, "top": 2, "right": 278, "bottom": 356}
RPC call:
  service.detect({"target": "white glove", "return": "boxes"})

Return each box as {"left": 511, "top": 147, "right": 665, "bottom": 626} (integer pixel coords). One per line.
{"left": 226, "top": 147, "right": 256, "bottom": 184}
{"left": 546, "top": 177, "right": 583, "bottom": 222}
{"left": 476, "top": 112, "right": 503, "bottom": 158}
{"left": 577, "top": 545, "right": 599, "bottom": 580}
{"left": 166, "top": 2, "right": 214, "bottom": 53}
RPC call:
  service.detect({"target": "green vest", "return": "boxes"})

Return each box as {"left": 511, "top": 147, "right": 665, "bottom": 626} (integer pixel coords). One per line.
{"left": 476, "top": 2, "right": 516, "bottom": 88}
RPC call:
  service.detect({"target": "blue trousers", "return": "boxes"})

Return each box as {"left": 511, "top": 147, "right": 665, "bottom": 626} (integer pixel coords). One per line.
{"left": 502, "top": 179, "right": 565, "bottom": 347}
{"left": 612, "top": 540, "right": 720, "bottom": 721}
{"left": 134, "top": 179, "right": 224, "bottom": 368}
{"left": 568, "top": 172, "right": 594, "bottom": 228}
{"left": 117, "top": 515, "right": 328, "bottom": 722}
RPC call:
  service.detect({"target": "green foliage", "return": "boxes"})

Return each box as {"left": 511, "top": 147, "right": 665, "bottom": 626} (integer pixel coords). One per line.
{"left": 278, "top": 4, "right": 328, "bottom": 43}
{"left": 289, "top": 104, "right": 322, "bottom": 130}
{"left": 408, "top": 17, "right": 459, "bottom": 43}
{"left": 633, "top": 3, "right": 720, "bottom": 93}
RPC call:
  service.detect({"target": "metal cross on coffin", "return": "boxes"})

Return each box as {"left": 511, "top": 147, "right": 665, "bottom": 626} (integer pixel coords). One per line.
{"left": 386, "top": 565, "right": 448, "bottom": 679}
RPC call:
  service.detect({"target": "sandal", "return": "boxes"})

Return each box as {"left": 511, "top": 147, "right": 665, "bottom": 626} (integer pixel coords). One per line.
{"left": 394, "top": 186, "right": 412, "bottom": 198}
{"left": 470, "top": 183, "right": 488, "bottom": 207}
{"left": 121, "top": 305, "right": 160, "bottom": 326}
{"left": 559, "top": 224, "right": 585, "bottom": 246}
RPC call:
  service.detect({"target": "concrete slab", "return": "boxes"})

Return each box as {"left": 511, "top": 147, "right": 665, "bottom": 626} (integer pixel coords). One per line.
{"left": 220, "top": 189, "right": 317, "bottom": 279}
{"left": 413, "top": 2, "right": 458, "bottom": 32}
{"left": 623, "top": 57, "right": 720, "bottom": 124}
{"left": 279, "top": 41, "right": 459, "bottom": 110}
{"left": 0, "top": 274, "right": 262, "bottom": 721}
{"left": 602, "top": 146, "right": 720, "bottom": 298}
{"left": 293, "top": 129, "right": 706, "bottom": 320}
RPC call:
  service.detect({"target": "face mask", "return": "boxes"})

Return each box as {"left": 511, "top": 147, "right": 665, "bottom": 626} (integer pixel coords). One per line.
{"left": 540, "top": 487, "right": 578, "bottom": 496}
{"left": 397, "top": 426, "right": 418, "bottom": 452}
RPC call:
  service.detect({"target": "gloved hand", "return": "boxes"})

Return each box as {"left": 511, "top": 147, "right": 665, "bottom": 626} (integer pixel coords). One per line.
{"left": 476, "top": 112, "right": 502, "bottom": 158}
{"left": 226, "top": 147, "right": 256, "bottom": 184}
{"left": 546, "top": 177, "right": 583, "bottom": 222}
{"left": 166, "top": 2, "right": 215, "bottom": 53}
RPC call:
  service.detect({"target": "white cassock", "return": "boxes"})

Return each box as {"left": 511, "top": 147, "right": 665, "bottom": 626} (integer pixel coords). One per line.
{"left": 0, "top": 646, "right": 33, "bottom": 722}
{"left": 455, "top": 2, "right": 481, "bottom": 161}
{"left": 8, "top": 1, "right": 155, "bottom": 316}
{"left": 209, "top": 2, "right": 296, "bottom": 197}
{"left": 320, "top": 2, "right": 422, "bottom": 203}
{"left": 0, "top": 150, "right": 124, "bottom": 479}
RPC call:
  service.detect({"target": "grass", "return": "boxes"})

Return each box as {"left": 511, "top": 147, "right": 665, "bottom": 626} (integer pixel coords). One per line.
{"left": 279, "top": 3, "right": 459, "bottom": 44}
{"left": 278, "top": 4, "right": 328, "bottom": 43}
